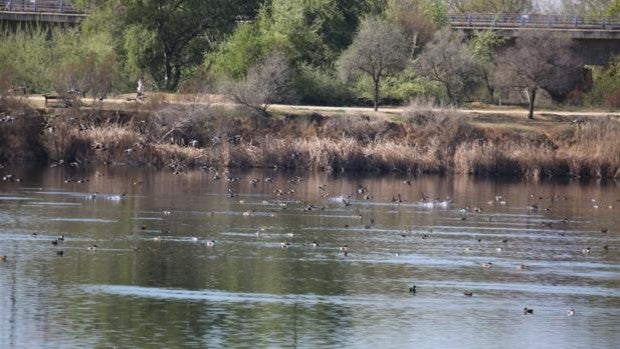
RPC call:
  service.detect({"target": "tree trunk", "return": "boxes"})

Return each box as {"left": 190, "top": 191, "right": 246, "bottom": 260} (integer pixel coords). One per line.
{"left": 373, "top": 76, "right": 380, "bottom": 111}
{"left": 527, "top": 87, "right": 537, "bottom": 120}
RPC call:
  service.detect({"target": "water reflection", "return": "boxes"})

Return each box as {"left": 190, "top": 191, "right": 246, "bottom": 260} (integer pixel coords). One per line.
{"left": 0, "top": 166, "right": 619, "bottom": 348}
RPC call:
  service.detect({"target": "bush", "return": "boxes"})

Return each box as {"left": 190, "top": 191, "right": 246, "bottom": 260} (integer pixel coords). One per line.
{"left": 295, "top": 64, "right": 355, "bottom": 106}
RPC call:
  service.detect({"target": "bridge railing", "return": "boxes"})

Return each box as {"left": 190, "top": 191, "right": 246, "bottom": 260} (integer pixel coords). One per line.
{"left": 448, "top": 13, "right": 620, "bottom": 31}
{"left": 2, "top": 0, "right": 79, "bottom": 14}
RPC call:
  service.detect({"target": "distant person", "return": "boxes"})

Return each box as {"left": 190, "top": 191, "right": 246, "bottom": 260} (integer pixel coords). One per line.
{"left": 137, "top": 76, "right": 144, "bottom": 99}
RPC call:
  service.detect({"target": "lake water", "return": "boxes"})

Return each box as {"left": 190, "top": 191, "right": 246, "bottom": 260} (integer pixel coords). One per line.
{"left": 0, "top": 166, "right": 619, "bottom": 348}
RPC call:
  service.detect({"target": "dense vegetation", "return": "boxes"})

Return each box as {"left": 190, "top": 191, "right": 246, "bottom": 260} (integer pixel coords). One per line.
{"left": 1, "top": 0, "right": 619, "bottom": 110}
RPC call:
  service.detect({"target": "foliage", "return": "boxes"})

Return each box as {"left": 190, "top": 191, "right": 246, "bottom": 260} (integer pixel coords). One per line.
{"left": 469, "top": 30, "right": 506, "bottom": 102}
{"left": 608, "top": 0, "right": 620, "bottom": 15}
{"left": 385, "top": 0, "right": 437, "bottom": 55}
{"left": 558, "top": 0, "right": 616, "bottom": 17}
{"left": 118, "top": 0, "right": 260, "bottom": 91}
{"left": 447, "top": 0, "right": 532, "bottom": 13}
{"left": 416, "top": 29, "right": 484, "bottom": 104}
{"left": 0, "top": 27, "right": 120, "bottom": 95}
{"left": 0, "top": 29, "right": 52, "bottom": 93}
{"left": 421, "top": 0, "right": 448, "bottom": 27}
{"left": 584, "top": 55, "right": 620, "bottom": 108}
{"left": 337, "top": 16, "right": 409, "bottom": 111}
{"left": 295, "top": 64, "right": 356, "bottom": 106}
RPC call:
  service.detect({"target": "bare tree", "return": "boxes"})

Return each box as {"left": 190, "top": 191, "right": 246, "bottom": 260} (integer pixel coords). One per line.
{"left": 416, "top": 29, "right": 484, "bottom": 104}
{"left": 337, "top": 16, "right": 408, "bottom": 111}
{"left": 223, "top": 50, "right": 297, "bottom": 116}
{"left": 492, "top": 31, "right": 579, "bottom": 119}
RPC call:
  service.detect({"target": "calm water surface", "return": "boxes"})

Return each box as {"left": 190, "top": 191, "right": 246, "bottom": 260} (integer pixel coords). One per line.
{"left": 0, "top": 166, "right": 619, "bottom": 348}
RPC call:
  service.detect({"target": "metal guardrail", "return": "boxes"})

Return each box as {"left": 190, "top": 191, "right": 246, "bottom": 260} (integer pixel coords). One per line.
{"left": 1, "top": 0, "right": 78, "bottom": 14}
{"left": 448, "top": 13, "right": 620, "bottom": 31}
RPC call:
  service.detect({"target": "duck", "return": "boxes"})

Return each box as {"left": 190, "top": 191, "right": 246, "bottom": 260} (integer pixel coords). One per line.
{"left": 516, "top": 264, "right": 528, "bottom": 270}
{"left": 409, "top": 285, "right": 416, "bottom": 294}
{"left": 57, "top": 235, "right": 65, "bottom": 242}
{"left": 190, "top": 237, "right": 198, "bottom": 242}
{"left": 279, "top": 241, "right": 290, "bottom": 249}
{"left": 87, "top": 244, "right": 98, "bottom": 251}
{"left": 310, "top": 241, "right": 319, "bottom": 247}
{"left": 567, "top": 308, "right": 575, "bottom": 316}
{"left": 206, "top": 240, "right": 216, "bottom": 247}
{"left": 463, "top": 291, "right": 473, "bottom": 297}
{"left": 51, "top": 240, "right": 58, "bottom": 246}
{"left": 523, "top": 307, "right": 534, "bottom": 315}
{"left": 339, "top": 245, "right": 348, "bottom": 252}
{"left": 31, "top": 233, "right": 38, "bottom": 238}
{"left": 582, "top": 247, "right": 591, "bottom": 254}
{"left": 56, "top": 250, "right": 64, "bottom": 256}
{"left": 495, "top": 247, "right": 503, "bottom": 252}
{"left": 153, "top": 236, "right": 161, "bottom": 242}
{"left": 1, "top": 255, "right": 7, "bottom": 262}
{"left": 482, "top": 262, "right": 493, "bottom": 268}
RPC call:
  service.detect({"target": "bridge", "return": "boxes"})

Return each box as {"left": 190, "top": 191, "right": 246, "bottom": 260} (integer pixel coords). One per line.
{"left": 0, "top": 0, "right": 85, "bottom": 24}
{"left": 448, "top": 13, "right": 620, "bottom": 64}
{"left": 448, "top": 13, "right": 620, "bottom": 39}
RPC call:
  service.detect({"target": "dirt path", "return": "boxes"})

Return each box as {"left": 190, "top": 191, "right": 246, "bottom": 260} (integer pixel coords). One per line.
{"left": 13, "top": 94, "right": 620, "bottom": 119}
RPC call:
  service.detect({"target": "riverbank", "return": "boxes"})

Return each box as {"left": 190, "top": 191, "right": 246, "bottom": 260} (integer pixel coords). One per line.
{"left": 1, "top": 97, "right": 619, "bottom": 178}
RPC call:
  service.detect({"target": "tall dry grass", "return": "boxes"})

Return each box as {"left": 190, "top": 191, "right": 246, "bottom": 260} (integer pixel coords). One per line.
{"left": 1, "top": 99, "right": 619, "bottom": 178}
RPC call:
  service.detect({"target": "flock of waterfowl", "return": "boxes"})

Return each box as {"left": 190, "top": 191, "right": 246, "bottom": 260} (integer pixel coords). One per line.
{"left": 2, "top": 167, "right": 618, "bottom": 319}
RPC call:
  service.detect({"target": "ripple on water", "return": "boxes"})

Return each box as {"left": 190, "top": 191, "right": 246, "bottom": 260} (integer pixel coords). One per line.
{"left": 50, "top": 218, "right": 118, "bottom": 223}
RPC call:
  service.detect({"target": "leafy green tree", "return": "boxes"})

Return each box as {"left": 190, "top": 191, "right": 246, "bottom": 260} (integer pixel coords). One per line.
{"left": 607, "top": 0, "right": 620, "bottom": 15}
{"left": 585, "top": 55, "right": 620, "bottom": 107}
{"left": 422, "top": 0, "right": 448, "bottom": 27}
{"left": 118, "top": 0, "right": 260, "bottom": 91}
{"left": 469, "top": 30, "right": 505, "bottom": 101}
{"left": 337, "top": 16, "right": 409, "bottom": 111}
{"left": 385, "top": 0, "right": 438, "bottom": 56}
{"left": 448, "top": 0, "right": 532, "bottom": 13}
{"left": 559, "top": 0, "right": 615, "bottom": 17}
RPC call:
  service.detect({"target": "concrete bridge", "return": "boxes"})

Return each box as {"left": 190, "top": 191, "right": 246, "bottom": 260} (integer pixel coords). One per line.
{"left": 0, "top": 0, "right": 85, "bottom": 24}
{"left": 448, "top": 13, "right": 620, "bottom": 65}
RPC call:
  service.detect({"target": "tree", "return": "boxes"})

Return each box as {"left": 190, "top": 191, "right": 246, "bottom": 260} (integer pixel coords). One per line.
{"left": 447, "top": 0, "right": 532, "bottom": 13}
{"left": 492, "top": 31, "right": 579, "bottom": 119}
{"left": 222, "top": 50, "right": 297, "bottom": 116}
{"left": 119, "top": 0, "right": 260, "bottom": 91}
{"left": 416, "top": 29, "right": 484, "bottom": 104}
{"left": 558, "top": 0, "right": 615, "bottom": 17}
{"left": 385, "top": 0, "right": 438, "bottom": 56}
{"left": 469, "top": 30, "right": 506, "bottom": 101}
{"left": 337, "top": 16, "right": 408, "bottom": 111}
